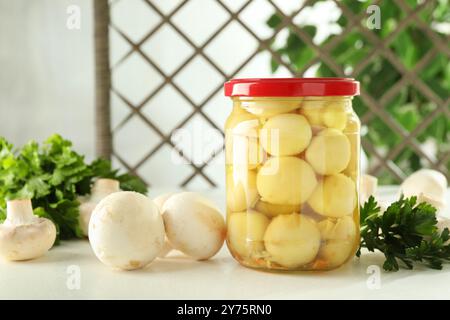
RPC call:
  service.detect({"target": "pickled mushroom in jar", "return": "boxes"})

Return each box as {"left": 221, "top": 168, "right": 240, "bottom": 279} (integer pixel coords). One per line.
{"left": 225, "top": 109, "right": 257, "bottom": 129}
{"left": 226, "top": 167, "right": 258, "bottom": 212}
{"left": 224, "top": 79, "right": 360, "bottom": 271}
{"left": 299, "top": 100, "right": 325, "bottom": 126}
{"left": 322, "top": 100, "right": 349, "bottom": 131}
{"left": 319, "top": 240, "right": 355, "bottom": 268}
{"left": 264, "top": 213, "right": 321, "bottom": 268}
{"left": 259, "top": 114, "right": 312, "bottom": 156}
{"left": 241, "top": 99, "right": 301, "bottom": 117}
{"left": 317, "top": 216, "right": 357, "bottom": 268}
{"left": 225, "top": 112, "right": 262, "bottom": 169}
{"left": 317, "top": 216, "right": 356, "bottom": 241}
{"left": 308, "top": 174, "right": 357, "bottom": 218}
{"left": 255, "top": 200, "right": 301, "bottom": 218}
{"left": 300, "top": 98, "right": 349, "bottom": 131}
{"left": 305, "top": 128, "right": 351, "bottom": 175}
{"left": 343, "top": 115, "right": 361, "bottom": 177}
{"left": 227, "top": 210, "right": 270, "bottom": 258}
{"left": 256, "top": 157, "right": 317, "bottom": 205}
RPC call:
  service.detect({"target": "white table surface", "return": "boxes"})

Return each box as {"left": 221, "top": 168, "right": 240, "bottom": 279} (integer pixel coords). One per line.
{"left": 1, "top": 187, "right": 449, "bottom": 300}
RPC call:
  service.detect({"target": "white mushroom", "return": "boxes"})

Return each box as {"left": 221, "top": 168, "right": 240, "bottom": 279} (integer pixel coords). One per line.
{"left": 89, "top": 191, "right": 165, "bottom": 270}
{"left": 360, "top": 174, "right": 378, "bottom": 204}
{"left": 437, "top": 217, "right": 450, "bottom": 244}
{"left": 153, "top": 192, "right": 175, "bottom": 210}
{"left": 360, "top": 174, "right": 391, "bottom": 214}
{"left": 153, "top": 192, "right": 175, "bottom": 258}
{"left": 0, "top": 199, "right": 56, "bottom": 261}
{"left": 264, "top": 213, "right": 321, "bottom": 268}
{"left": 400, "top": 169, "right": 447, "bottom": 212}
{"left": 317, "top": 216, "right": 357, "bottom": 268}
{"left": 308, "top": 174, "right": 357, "bottom": 218}
{"left": 79, "top": 179, "right": 120, "bottom": 237}
{"left": 305, "top": 128, "right": 351, "bottom": 175}
{"left": 227, "top": 210, "right": 269, "bottom": 258}
{"left": 417, "top": 193, "right": 446, "bottom": 213}
{"left": 226, "top": 167, "right": 258, "bottom": 212}
{"left": 161, "top": 192, "right": 226, "bottom": 260}
{"left": 157, "top": 236, "right": 175, "bottom": 259}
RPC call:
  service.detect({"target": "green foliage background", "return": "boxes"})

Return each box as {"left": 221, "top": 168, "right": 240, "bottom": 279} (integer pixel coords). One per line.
{"left": 267, "top": 0, "right": 449, "bottom": 183}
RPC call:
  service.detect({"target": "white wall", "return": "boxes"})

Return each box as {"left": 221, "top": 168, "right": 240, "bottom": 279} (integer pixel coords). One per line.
{"left": 0, "top": 0, "right": 95, "bottom": 160}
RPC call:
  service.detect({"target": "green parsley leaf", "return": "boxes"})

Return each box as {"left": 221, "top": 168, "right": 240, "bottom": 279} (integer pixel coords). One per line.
{"left": 359, "top": 196, "right": 450, "bottom": 271}
{"left": 0, "top": 134, "right": 148, "bottom": 243}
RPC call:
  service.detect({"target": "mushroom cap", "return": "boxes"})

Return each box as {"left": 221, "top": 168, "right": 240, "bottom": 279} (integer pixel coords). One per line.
{"left": 308, "top": 174, "right": 357, "bottom": 218}
{"left": 360, "top": 174, "right": 378, "bottom": 204}
{"left": 400, "top": 169, "right": 448, "bottom": 203}
{"left": 0, "top": 218, "right": 56, "bottom": 261}
{"left": 227, "top": 210, "right": 269, "bottom": 258}
{"left": 226, "top": 167, "right": 258, "bottom": 212}
{"left": 318, "top": 216, "right": 357, "bottom": 241}
{"left": 437, "top": 217, "right": 450, "bottom": 245}
{"left": 257, "top": 157, "right": 317, "bottom": 205}
{"left": 305, "top": 128, "right": 351, "bottom": 175}
{"left": 162, "top": 192, "right": 226, "bottom": 260}
{"left": 225, "top": 112, "right": 261, "bottom": 169}
{"left": 254, "top": 200, "right": 300, "bottom": 218}
{"left": 317, "top": 216, "right": 357, "bottom": 268}
{"left": 89, "top": 191, "right": 165, "bottom": 270}
{"left": 153, "top": 192, "right": 176, "bottom": 258}
{"left": 264, "top": 213, "right": 321, "bottom": 268}
{"left": 259, "top": 114, "right": 312, "bottom": 156}
{"left": 319, "top": 239, "right": 354, "bottom": 268}
{"left": 153, "top": 192, "right": 175, "bottom": 211}
{"left": 300, "top": 100, "right": 325, "bottom": 126}
{"left": 417, "top": 193, "right": 446, "bottom": 213}
{"left": 242, "top": 99, "right": 300, "bottom": 117}
{"left": 322, "top": 99, "right": 349, "bottom": 131}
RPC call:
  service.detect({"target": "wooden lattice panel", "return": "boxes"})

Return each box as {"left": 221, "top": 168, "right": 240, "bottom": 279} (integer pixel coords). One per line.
{"left": 108, "top": 0, "right": 449, "bottom": 187}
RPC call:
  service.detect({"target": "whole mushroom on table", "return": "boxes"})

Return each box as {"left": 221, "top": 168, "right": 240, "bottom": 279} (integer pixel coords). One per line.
{"left": 0, "top": 199, "right": 56, "bottom": 261}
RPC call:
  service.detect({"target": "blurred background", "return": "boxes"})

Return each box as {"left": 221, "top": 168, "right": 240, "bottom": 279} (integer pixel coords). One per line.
{"left": 1, "top": 0, "right": 449, "bottom": 189}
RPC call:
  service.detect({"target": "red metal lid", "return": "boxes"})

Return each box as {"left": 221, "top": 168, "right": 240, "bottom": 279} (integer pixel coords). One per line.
{"left": 224, "top": 78, "right": 360, "bottom": 97}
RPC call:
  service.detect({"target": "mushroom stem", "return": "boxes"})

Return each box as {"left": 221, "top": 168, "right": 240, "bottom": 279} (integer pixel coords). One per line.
{"left": 6, "top": 199, "right": 36, "bottom": 225}
{"left": 91, "top": 179, "right": 120, "bottom": 202}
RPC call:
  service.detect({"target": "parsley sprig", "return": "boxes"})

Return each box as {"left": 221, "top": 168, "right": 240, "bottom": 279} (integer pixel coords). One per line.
{"left": 0, "top": 134, "right": 147, "bottom": 242}
{"left": 358, "top": 196, "right": 450, "bottom": 271}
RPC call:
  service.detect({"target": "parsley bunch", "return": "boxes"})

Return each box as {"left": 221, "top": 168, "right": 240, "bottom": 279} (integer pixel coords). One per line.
{"left": 358, "top": 196, "right": 450, "bottom": 271}
{"left": 0, "top": 134, "right": 147, "bottom": 242}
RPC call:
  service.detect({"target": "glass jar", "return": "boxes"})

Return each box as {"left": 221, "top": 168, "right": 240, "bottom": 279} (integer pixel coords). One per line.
{"left": 223, "top": 78, "right": 360, "bottom": 271}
